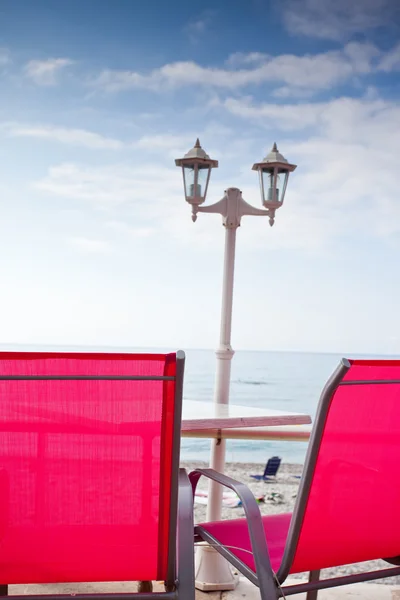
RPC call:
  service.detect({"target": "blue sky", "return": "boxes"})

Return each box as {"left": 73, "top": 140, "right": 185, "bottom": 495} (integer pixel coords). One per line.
{"left": 0, "top": 0, "right": 400, "bottom": 354}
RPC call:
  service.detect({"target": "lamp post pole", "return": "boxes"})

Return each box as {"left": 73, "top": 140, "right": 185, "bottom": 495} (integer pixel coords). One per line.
{"left": 175, "top": 142, "right": 297, "bottom": 591}
{"left": 207, "top": 210, "right": 236, "bottom": 524}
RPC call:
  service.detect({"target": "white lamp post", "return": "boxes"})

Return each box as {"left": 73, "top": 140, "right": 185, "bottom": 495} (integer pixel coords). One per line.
{"left": 175, "top": 140, "right": 297, "bottom": 591}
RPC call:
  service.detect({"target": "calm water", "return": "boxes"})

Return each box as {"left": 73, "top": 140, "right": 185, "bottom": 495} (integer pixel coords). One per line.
{"left": 181, "top": 349, "right": 341, "bottom": 464}
{"left": 0, "top": 345, "right": 396, "bottom": 465}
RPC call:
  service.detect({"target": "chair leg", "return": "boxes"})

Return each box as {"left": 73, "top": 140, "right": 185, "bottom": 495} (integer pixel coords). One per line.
{"left": 306, "top": 570, "right": 320, "bottom": 600}
{"left": 0, "top": 586, "right": 7, "bottom": 596}
{"left": 138, "top": 581, "right": 153, "bottom": 593}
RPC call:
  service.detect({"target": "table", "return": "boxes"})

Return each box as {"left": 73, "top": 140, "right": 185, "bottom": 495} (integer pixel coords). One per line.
{"left": 182, "top": 423, "right": 312, "bottom": 441}
{"left": 181, "top": 399, "right": 311, "bottom": 436}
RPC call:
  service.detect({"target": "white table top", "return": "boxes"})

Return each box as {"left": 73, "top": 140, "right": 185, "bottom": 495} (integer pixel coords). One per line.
{"left": 181, "top": 400, "right": 311, "bottom": 432}
{"left": 182, "top": 423, "right": 312, "bottom": 440}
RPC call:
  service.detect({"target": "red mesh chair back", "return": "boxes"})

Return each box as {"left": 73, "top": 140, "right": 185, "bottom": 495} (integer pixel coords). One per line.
{"left": 0, "top": 351, "right": 184, "bottom": 585}
{"left": 281, "top": 359, "right": 400, "bottom": 577}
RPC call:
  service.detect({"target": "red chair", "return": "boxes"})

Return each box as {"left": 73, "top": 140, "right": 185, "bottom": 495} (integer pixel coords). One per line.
{"left": 191, "top": 359, "right": 400, "bottom": 599}
{"left": 0, "top": 350, "right": 194, "bottom": 600}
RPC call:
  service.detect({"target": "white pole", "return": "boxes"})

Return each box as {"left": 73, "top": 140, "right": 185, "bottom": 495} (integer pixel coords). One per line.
{"left": 195, "top": 195, "right": 239, "bottom": 591}
{"left": 206, "top": 225, "right": 236, "bottom": 522}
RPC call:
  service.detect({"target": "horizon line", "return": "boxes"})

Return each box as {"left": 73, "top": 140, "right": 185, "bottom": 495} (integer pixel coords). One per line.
{"left": 0, "top": 342, "right": 399, "bottom": 359}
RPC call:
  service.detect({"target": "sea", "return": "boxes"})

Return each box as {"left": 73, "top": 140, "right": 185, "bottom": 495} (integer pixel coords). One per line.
{"left": 2, "top": 344, "right": 389, "bottom": 465}
{"left": 179, "top": 348, "right": 400, "bottom": 464}
{"left": 181, "top": 348, "right": 341, "bottom": 465}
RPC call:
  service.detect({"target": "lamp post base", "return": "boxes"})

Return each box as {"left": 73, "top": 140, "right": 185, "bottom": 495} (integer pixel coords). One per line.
{"left": 195, "top": 544, "right": 237, "bottom": 591}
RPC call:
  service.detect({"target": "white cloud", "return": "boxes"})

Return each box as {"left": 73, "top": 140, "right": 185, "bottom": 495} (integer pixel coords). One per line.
{"left": 220, "top": 96, "right": 326, "bottom": 129}
{"left": 282, "top": 0, "right": 400, "bottom": 40}
{"left": 136, "top": 133, "right": 192, "bottom": 149}
{"left": 226, "top": 52, "right": 269, "bottom": 67}
{"left": 27, "top": 92, "right": 400, "bottom": 254}
{"left": 32, "top": 161, "right": 222, "bottom": 250}
{"left": 106, "top": 221, "right": 156, "bottom": 238}
{"left": 218, "top": 93, "right": 400, "bottom": 243}
{"left": 24, "top": 58, "right": 74, "bottom": 85}
{"left": 0, "top": 48, "right": 10, "bottom": 66}
{"left": 271, "top": 86, "right": 315, "bottom": 99}
{"left": 135, "top": 133, "right": 197, "bottom": 158}
{"left": 220, "top": 95, "right": 391, "bottom": 133}
{"left": 184, "top": 10, "right": 216, "bottom": 43}
{"left": 2, "top": 123, "right": 228, "bottom": 159}
{"left": 378, "top": 42, "right": 400, "bottom": 72}
{"left": 3, "top": 124, "right": 194, "bottom": 153}
{"left": 93, "top": 42, "right": 380, "bottom": 93}
{"left": 343, "top": 41, "right": 381, "bottom": 73}
{"left": 32, "top": 163, "right": 181, "bottom": 211}
{"left": 5, "top": 123, "right": 124, "bottom": 150}
{"left": 68, "top": 237, "right": 111, "bottom": 253}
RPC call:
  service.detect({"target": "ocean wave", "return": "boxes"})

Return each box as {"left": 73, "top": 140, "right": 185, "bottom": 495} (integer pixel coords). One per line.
{"left": 236, "top": 379, "right": 269, "bottom": 386}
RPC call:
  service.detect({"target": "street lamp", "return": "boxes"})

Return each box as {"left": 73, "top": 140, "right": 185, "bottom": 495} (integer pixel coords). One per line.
{"left": 252, "top": 142, "right": 297, "bottom": 226}
{"left": 175, "top": 140, "right": 297, "bottom": 591}
{"left": 175, "top": 138, "right": 219, "bottom": 220}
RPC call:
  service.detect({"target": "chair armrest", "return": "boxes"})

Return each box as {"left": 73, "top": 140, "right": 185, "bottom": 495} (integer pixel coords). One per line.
{"left": 176, "top": 469, "right": 195, "bottom": 600}
{"left": 189, "top": 468, "right": 276, "bottom": 595}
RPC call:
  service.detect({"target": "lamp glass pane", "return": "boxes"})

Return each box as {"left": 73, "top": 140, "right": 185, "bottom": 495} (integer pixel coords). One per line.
{"left": 197, "top": 164, "right": 210, "bottom": 199}
{"left": 183, "top": 164, "right": 196, "bottom": 198}
{"left": 262, "top": 168, "right": 289, "bottom": 204}
{"left": 262, "top": 169, "right": 277, "bottom": 203}
{"left": 278, "top": 171, "right": 289, "bottom": 204}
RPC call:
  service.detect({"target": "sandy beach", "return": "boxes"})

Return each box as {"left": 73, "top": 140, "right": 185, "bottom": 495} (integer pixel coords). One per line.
{"left": 183, "top": 460, "right": 400, "bottom": 586}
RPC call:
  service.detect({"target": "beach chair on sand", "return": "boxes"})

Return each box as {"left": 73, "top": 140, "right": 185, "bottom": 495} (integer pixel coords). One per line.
{"left": 250, "top": 456, "right": 281, "bottom": 482}
{"left": 0, "top": 350, "right": 194, "bottom": 600}
{"left": 190, "top": 359, "right": 400, "bottom": 599}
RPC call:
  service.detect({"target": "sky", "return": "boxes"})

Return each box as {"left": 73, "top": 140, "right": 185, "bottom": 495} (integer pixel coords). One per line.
{"left": 0, "top": 0, "right": 400, "bottom": 355}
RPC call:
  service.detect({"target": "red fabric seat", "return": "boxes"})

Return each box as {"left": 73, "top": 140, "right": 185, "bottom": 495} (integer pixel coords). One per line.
{"left": 0, "top": 351, "right": 180, "bottom": 585}
{"left": 194, "top": 359, "right": 400, "bottom": 596}
{"left": 199, "top": 513, "right": 292, "bottom": 573}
